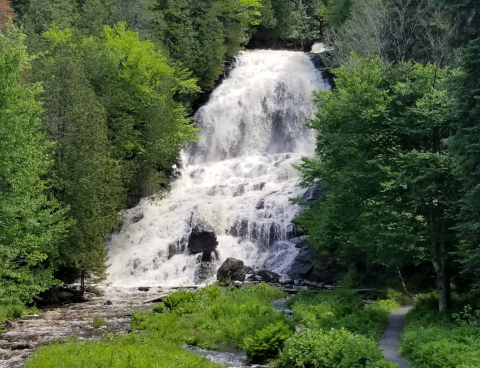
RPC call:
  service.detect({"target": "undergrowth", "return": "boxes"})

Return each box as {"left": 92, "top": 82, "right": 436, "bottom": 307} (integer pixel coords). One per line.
{"left": 277, "top": 328, "right": 397, "bottom": 368}
{"left": 133, "top": 283, "right": 288, "bottom": 350}
{"left": 287, "top": 288, "right": 405, "bottom": 340}
{"left": 400, "top": 293, "right": 480, "bottom": 368}
{"left": 25, "top": 333, "right": 222, "bottom": 368}
{"left": 0, "top": 304, "right": 31, "bottom": 325}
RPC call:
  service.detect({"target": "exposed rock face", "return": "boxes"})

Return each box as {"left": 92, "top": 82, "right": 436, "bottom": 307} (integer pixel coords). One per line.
{"left": 217, "top": 258, "right": 246, "bottom": 282}
{"left": 290, "top": 236, "right": 308, "bottom": 249}
{"left": 286, "top": 223, "right": 305, "bottom": 239}
{"left": 233, "top": 184, "right": 246, "bottom": 197}
{"left": 302, "top": 183, "right": 323, "bottom": 202}
{"left": 168, "top": 234, "right": 188, "bottom": 259}
{"left": 188, "top": 221, "right": 218, "bottom": 254}
{"left": 195, "top": 262, "right": 216, "bottom": 284}
{"left": 255, "top": 269, "right": 280, "bottom": 283}
{"left": 288, "top": 248, "right": 314, "bottom": 280}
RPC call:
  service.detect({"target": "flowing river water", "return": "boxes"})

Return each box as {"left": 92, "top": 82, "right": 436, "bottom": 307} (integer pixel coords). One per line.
{"left": 0, "top": 49, "right": 328, "bottom": 367}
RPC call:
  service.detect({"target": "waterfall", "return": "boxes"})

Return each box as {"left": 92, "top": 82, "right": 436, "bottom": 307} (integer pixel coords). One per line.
{"left": 106, "top": 50, "right": 329, "bottom": 287}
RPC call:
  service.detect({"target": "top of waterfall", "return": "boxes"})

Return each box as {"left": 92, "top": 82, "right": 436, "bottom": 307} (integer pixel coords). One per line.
{"left": 189, "top": 49, "right": 327, "bottom": 164}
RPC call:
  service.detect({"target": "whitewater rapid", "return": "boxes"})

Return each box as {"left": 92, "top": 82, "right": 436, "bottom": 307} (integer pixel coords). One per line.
{"left": 106, "top": 50, "right": 328, "bottom": 287}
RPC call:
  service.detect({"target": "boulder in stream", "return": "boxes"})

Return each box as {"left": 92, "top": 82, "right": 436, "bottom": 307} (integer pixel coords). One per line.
{"left": 217, "top": 258, "right": 246, "bottom": 282}
{"left": 188, "top": 221, "right": 218, "bottom": 254}
{"left": 255, "top": 269, "right": 281, "bottom": 283}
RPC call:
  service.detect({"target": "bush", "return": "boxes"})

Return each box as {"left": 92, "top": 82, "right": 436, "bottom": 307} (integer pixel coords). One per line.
{"left": 244, "top": 322, "right": 292, "bottom": 364}
{"left": 277, "top": 328, "right": 396, "bottom": 368}
{"left": 132, "top": 283, "right": 288, "bottom": 350}
{"left": 0, "top": 304, "right": 27, "bottom": 324}
{"left": 153, "top": 285, "right": 222, "bottom": 315}
{"left": 25, "top": 333, "right": 222, "bottom": 368}
{"left": 92, "top": 317, "right": 106, "bottom": 329}
{"left": 287, "top": 288, "right": 402, "bottom": 340}
{"left": 399, "top": 293, "right": 480, "bottom": 368}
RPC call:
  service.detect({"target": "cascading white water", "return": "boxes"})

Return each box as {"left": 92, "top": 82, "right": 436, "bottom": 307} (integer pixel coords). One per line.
{"left": 106, "top": 50, "right": 328, "bottom": 287}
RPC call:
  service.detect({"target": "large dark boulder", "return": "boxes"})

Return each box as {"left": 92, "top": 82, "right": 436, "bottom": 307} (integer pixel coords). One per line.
{"left": 188, "top": 221, "right": 218, "bottom": 254}
{"left": 256, "top": 269, "right": 281, "bottom": 283}
{"left": 217, "top": 258, "right": 246, "bottom": 282}
{"left": 288, "top": 248, "right": 314, "bottom": 280}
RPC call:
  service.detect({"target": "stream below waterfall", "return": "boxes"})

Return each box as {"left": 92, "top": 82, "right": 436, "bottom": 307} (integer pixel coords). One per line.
{"left": 0, "top": 49, "right": 328, "bottom": 367}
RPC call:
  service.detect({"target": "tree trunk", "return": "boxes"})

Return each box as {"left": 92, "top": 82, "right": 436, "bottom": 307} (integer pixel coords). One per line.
{"left": 432, "top": 259, "right": 451, "bottom": 313}
{"left": 396, "top": 266, "right": 413, "bottom": 298}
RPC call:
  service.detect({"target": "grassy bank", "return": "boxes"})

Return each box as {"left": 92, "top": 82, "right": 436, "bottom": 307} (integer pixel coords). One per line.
{"left": 400, "top": 293, "right": 480, "bottom": 368}
{"left": 25, "top": 284, "right": 405, "bottom": 368}
{"left": 0, "top": 304, "right": 31, "bottom": 325}
{"left": 25, "top": 334, "right": 223, "bottom": 368}
{"left": 287, "top": 288, "right": 406, "bottom": 340}
{"left": 132, "top": 283, "right": 288, "bottom": 350}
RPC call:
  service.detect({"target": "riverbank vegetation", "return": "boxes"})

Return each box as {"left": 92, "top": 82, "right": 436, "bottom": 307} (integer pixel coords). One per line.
{"left": 26, "top": 284, "right": 399, "bottom": 368}
{"left": 294, "top": 0, "right": 480, "bottom": 367}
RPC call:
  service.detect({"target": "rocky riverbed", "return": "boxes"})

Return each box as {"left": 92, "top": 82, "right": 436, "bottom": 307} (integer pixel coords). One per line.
{"left": 0, "top": 287, "right": 179, "bottom": 368}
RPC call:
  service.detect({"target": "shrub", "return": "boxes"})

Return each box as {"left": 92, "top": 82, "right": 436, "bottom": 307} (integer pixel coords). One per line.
{"left": 287, "top": 288, "right": 402, "bottom": 340}
{"left": 153, "top": 284, "right": 222, "bottom": 315}
{"left": 132, "top": 283, "right": 288, "bottom": 350}
{"left": 399, "top": 293, "right": 480, "bottom": 368}
{"left": 277, "top": 328, "right": 396, "bottom": 368}
{"left": 0, "top": 304, "right": 27, "bottom": 324}
{"left": 244, "top": 322, "right": 292, "bottom": 364}
{"left": 92, "top": 317, "right": 106, "bottom": 329}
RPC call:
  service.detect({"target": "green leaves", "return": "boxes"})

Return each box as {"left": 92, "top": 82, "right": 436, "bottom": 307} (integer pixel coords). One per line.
{"left": 296, "top": 56, "right": 458, "bottom": 308}
{"left": 0, "top": 25, "right": 68, "bottom": 304}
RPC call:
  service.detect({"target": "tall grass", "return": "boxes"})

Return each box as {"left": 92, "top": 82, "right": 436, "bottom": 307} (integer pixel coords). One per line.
{"left": 25, "top": 333, "right": 222, "bottom": 368}
{"left": 132, "top": 283, "right": 288, "bottom": 350}
{"left": 0, "top": 304, "right": 28, "bottom": 324}
{"left": 287, "top": 288, "right": 405, "bottom": 340}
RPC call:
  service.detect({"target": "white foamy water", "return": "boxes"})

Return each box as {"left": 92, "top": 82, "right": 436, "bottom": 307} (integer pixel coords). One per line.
{"left": 106, "top": 50, "right": 328, "bottom": 287}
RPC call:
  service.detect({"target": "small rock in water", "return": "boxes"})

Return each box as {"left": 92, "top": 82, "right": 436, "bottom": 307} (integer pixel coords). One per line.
{"left": 256, "top": 269, "right": 281, "bottom": 283}
{"left": 11, "top": 344, "right": 32, "bottom": 351}
{"left": 138, "top": 287, "right": 150, "bottom": 292}
{"left": 104, "top": 300, "right": 113, "bottom": 305}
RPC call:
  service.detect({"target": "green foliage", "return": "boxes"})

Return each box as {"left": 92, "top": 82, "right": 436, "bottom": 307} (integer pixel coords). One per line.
{"left": 287, "top": 288, "right": 401, "bottom": 340}
{"left": 447, "top": 37, "right": 480, "bottom": 290}
{"left": 31, "top": 26, "right": 124, "bottom": 285}
{"left": 256, "top": 0, "right": 324, "bottom": 48}
{"left": 400, "top": 294, "right": 480, "bottom": 368}
{"left": 79, "top": 23, "right": 199, "bottom": 205}
{"left": 132, "top": 283, "right": 287, "bottom": 350}
{"left": 0, "top": 304, "right": 28, "bottom": 324}
{"left": 244, "top": 321, "right": 292, "bottom": 364}
{"left": 277, "top": 328, "right": 396, "bottom": 368}
{"left": 0, "top": 24, "right": 69, "bottom": 304}
{"left": 154, "top": 286, "right": 222, "bottom": 315}
{"left": 25, "top": 333, "right": 223, "bottom": 368}
{"left": 295, "top": 55, "right": 457, "bottom": 311}
{"left": 92, "top": 317, "right": 107, "bottom": 329}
